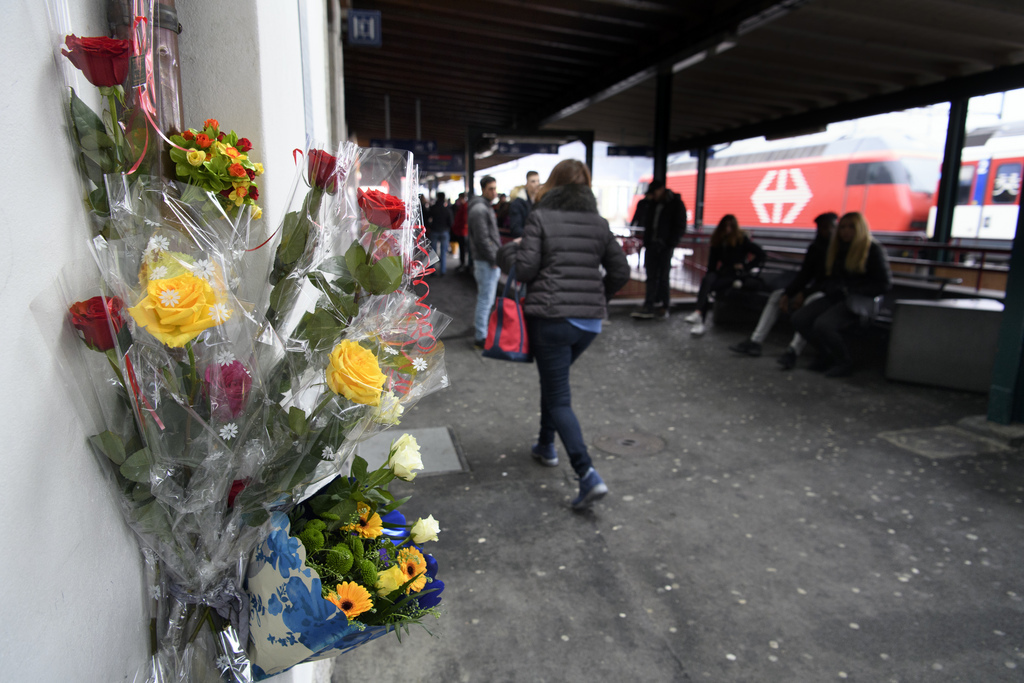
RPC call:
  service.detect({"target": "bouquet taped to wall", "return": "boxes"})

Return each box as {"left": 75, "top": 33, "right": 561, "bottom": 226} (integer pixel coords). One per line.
{"left": 52, "top": 6, "right": 450, "bottom": 679}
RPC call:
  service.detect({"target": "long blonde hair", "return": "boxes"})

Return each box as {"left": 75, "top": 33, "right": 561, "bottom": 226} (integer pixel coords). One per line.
{"left": 710, "top": 214, "right": 745, "bottom": 247}
{"left": 535, "top": 159, "right": 591, "bottom": 203}
{"left": 826, "top": 211, "right": 872, "bottom": 275}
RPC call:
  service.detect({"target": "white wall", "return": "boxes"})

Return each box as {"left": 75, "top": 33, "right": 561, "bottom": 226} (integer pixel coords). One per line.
{"left": 0, "top": 2, "right": 333, "bottom": 680}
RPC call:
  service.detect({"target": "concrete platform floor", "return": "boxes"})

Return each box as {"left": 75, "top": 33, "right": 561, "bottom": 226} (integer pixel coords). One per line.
{"left": 334, "top": 269, "right": 1024, "bottom": 683}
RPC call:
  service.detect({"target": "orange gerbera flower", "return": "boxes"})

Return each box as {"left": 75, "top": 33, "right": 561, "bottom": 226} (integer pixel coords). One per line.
{"left": 326, "top": 581, "right": 373, "bottom": 619}
{"left": 397, "top": 547, "right": 427, "bottom": 593}
{"left": 343, "top": 502, "right": 383, "bottom": 539}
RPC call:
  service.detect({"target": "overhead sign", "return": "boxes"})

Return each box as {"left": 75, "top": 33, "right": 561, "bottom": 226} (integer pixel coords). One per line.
{"left": 348, "top": 10, "right": 382, "bottom": 47}
{"left": 370, "top": 139, "right": 437, "bottom": 154}
{"left": 607, "top": 146, "right": 654, "bottom": 157}
{"left": 750, "top": 168, "right": 813, "bottom": 224}
{"left": 419, "top": 154, "right": 465, "bottom": 175}
{"left": 495, "top": 142, "right": 560, "bottom": 155}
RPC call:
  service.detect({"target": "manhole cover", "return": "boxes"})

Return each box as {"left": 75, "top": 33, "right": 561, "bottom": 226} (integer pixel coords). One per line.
{"left": 593, "top": 431, "right": 665, "bottom": 456}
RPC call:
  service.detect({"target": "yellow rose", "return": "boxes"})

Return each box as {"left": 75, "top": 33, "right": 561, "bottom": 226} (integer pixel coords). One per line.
{"left": 326, "top": 340, "right": 386, "bottom": 406}
{"left": 127, "top": 272, "right": 231, "bottom": 348}
{"left": 251, "top": 206, "right": 262, "bottom": 220}
{"left": 186, "top": 148, "right": 206, "bottom": 167}
{"left": 375, "top": 565, "right": 405, "bottom": 596}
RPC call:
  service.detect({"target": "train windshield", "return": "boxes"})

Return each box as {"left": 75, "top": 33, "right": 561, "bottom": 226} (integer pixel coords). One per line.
{"left": 900, "top": 157, "right": 941, "bottom": 194}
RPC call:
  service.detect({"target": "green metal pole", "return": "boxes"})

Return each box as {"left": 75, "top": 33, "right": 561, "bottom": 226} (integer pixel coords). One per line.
{"left": 987, "top": 202, "right": 1024, "bottom": 424}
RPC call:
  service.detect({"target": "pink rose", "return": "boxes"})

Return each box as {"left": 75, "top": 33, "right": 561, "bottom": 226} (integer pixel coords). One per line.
{"left": 204, "top": 360, "right": 252, "bottom": 419}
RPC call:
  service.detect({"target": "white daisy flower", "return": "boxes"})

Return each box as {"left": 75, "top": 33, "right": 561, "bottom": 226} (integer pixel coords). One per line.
{"left": 441, "top": 374, "right": 450, "bottom": 388}
{"left": 92, "top": 235, "right": 108, "bottom": 251}
{"left": 313, "top": 416, "right": 329, "bottom": 430}
{"left": 192, "top": 259, "right": 216, "bottom": 281}
{"left": 148, "top": 265, "right": 169, "bottom": 280}
{"left": 215, "top": 654, "right": 232, "bottom": 671}
{"left": 215, "top": 349, "right": 236, "bottom": 366}
{"left": 382, "top": 345, "right": 399, "bottom": 356}
{"left": 229, "top": 277, "right": 241, "bottom": 290}
{"left": 321, "top": 445, "right": 336, "bottom": 460}
{"left": 209, "top": 303, "right": 232, "bottom": 323}
{"left": 147, "top": 235, "right": 170, "bottom": 253}
{"left": 412, "top": 357, "right": 428, "bottom": 372}
{"left": 232, "top": 247, "right": 245, "bottom": 261}
{"left": 148, "top": 585, "right": 161, "bottom": 600}
{"left": 219, "top": 423, "right": 238, "bottom": 440}
{"left": 159, "top": 289, "right": 181, "bottom": 307}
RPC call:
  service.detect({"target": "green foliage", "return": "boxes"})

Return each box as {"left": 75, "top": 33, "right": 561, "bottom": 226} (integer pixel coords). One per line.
{"left": 344, "top": 243, "right": 403, "bottom": 295}
{"left": 297, "top": 527, "right": 325, "bottom": 553}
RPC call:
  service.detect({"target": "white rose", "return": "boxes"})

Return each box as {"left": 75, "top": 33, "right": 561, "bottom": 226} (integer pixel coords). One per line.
{"left": 411, "top": 515, "right": 440, "bottom": 543}
{"left": 371, "top": 391, "right": 404, "bottom": 425}
{"left": 388, "top": 434, "right": 423, "bottom": 481}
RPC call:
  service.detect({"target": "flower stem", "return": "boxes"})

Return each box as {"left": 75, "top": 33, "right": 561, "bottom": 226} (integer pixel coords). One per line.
{"left": 107, "top": 91, "right": 123, "bottom": 168}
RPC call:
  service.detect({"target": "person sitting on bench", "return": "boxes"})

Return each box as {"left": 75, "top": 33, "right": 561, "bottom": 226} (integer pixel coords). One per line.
{"left": 789, "top": 211, "right": 892, "bottom": 377}
{"left": 685, "top": 214, "right": 765, "bottom": 337}
{"left": 728, "top": 212, "right": 837, "bottom": 368}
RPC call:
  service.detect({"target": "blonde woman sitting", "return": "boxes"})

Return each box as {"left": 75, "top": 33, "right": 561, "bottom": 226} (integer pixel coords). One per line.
{"left": 789, "top": 211, "right": 892, "bottom": 377}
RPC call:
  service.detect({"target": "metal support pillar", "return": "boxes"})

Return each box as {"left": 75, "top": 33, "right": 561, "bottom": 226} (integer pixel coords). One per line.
{"left": 581, "top": 130, "right": 595, "bottom": 175}
{"left": 932, "top": 98, "right": 969, "bottom": 254}
{"left": 694, "top": 147, "right": 708, "bottom": 231}
{"left": 652, "top": 66, "right": 671, "bottom": 187}
{"left": 466, "top": 129, "right": 477, "bottom": 196}
{"left": 988, "top": 204, "right": 1024, "bottom": 424}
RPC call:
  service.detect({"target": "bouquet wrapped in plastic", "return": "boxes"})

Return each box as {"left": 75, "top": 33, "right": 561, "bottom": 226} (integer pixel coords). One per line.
{"left": 53, "top": 9, "right": 449, "bottom": 679}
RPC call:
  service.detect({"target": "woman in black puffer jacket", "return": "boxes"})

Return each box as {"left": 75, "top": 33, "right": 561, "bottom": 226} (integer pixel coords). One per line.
{"left": 497, "top": 159, "right": 630, "bottom": 511}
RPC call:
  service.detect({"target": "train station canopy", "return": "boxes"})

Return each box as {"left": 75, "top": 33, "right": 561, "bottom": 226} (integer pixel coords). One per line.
{"left": 340, "top": 0, "right": 1024, "bottom": 170}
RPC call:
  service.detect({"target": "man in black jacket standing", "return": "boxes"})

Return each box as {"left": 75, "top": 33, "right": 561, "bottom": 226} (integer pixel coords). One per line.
{"left": 426, "top": 192, "right": 453, "bottom": 276}
{"left": 630, "top": 180, "right": 687, "bottom": 319}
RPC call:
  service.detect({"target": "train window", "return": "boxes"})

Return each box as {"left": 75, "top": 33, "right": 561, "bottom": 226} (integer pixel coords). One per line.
{"left": 846, "top": 163, "right": 868, "bottom": 186}
{"left": 957, "top": 165, "right": 975, "bottom": 205}
{"left": 991, "top": 162, "right": 1021, "bottom": 204}
{"left": 867, "top": 161, "right": 901, "bottom": 185}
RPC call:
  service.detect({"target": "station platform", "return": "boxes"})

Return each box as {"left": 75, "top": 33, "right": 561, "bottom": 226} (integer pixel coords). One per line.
{"left": 336, "top": 268, "right": 1024, "bottom": 682}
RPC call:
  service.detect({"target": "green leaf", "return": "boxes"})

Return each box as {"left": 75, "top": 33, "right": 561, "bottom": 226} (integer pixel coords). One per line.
{"left": 296, "top": 308, "right": 344, "bottom": 351}
{"left": 345, "top": 242, "right": 369, "bottom": 277}
{"left": 351, "top": 455, "right": 369, "bottom": 483}
{"left": 88, "top": 187, "right": 110, "bottom": 215}
{"left": 367, "top": 256, "right": 403, "bottom": 295}
{"left": 278, "top": 213, "right": 309, "bottom": 266}
{"left": 69, "top": 89, "right": 105, "bottom": 145}
{"left": 133, "top": 499, "right": 173, "bottom": 540}
{"left": 89, "top": 431, "right": 126, "bottom": 465}
{"left": 288, "top": 406, "right": 308, "bottom": 436}
{"left": 120, "top": 448, "right": 152, "bottom": 483}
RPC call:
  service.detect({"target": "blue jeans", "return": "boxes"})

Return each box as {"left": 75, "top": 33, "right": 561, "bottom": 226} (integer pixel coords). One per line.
{"left": 528, "top": 317, "right": 597, "bottom": 478}
{"left": 473, "top": 260, "right": 500, "bottom": 341}
{"left": 431, "top": 231, "right": 450, "bottom": 274}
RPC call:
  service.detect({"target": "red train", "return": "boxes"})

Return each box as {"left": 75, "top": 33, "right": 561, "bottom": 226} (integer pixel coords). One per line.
{"left": 631, "top": 136, "right": 941, "bottom": 234}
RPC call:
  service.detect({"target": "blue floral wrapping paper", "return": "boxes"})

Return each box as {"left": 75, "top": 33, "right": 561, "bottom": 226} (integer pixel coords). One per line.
{"left": 247, "top": 512, "right": 389, "bottom": 679}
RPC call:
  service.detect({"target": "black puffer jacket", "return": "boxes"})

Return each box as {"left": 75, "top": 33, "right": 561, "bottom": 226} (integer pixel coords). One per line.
{"left": 497, "top": 184, "right": 630, "bottom": 319}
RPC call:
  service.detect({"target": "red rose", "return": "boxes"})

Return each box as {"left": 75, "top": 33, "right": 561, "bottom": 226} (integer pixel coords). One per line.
{"left": 358, "top": 188, "right": 406, "bottom": 229}
{"left": 246, "top": 168, "right": 255, "bottom": 180}
{"left": 217, "top": 132, "right": 225, "bottom": 142}
{"left": 204, "top": 360, "right": 252, "bottom": 419}
{"left": 182, "top": 130, "right": 195, "bottom": 141}
{"left": 236, "top": 138, "right": 252, "bottom": 153}
{"left": 69, "top": 296, "right": 124, "bottom": 351}
{"left": 307, "top": 149, "right": 339, "bottom": 194}
{"left": 228, "top": 479, "right": 248, "bottom": 507}
{"left": 248, "top": 186, "right": 259, "bottom": 201}
{"left": 61, "top": 35, "right": 132, "bottom": 89}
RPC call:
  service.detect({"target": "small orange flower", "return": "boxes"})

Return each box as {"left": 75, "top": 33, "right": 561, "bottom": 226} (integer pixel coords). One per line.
{"left": 204, "top": 118, "right": 219, "bottom": 131}
{"left": 229, "top": 162, "right": 247, "bottom": 178}
{"left": 343, "top": 502, "right": 383, "bottom": 539}
{"left": 182, "top": 130, "right": 194, "bottom": 141}
{"left": 225, "top": 146, "right": 241, "bottom": 159}
{"left": 326, "top": 582, "right": 373, "bottom": 619}
{"left": 196, "top": 133, "right": 212, "bottom": 149}
{"left": 397, "top": 547, "right": 427, "bottom": 593}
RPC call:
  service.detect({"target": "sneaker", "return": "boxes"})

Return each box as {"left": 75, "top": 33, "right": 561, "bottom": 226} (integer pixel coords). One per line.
{"left": 531, "top": 443, "right": 559, "bottom": 467}
{"left": 571, "top": 467, "right": 608, "bottom": 510}
{"left": 690, "top": 321, "right": 706, "bottom": 336}
{"left": 631, "top": 307, "right": 655, "bottom": 319}
{"left": 777, "top": 348, "right": 797, "bottom": 370}
{"left": 729, "top": 339, "right": 762, "bottom": 357}
{"left": 683, "top": 310, "right": 702, "bottom": 324}
{"left": 473, "top": 338, "right": 485, "bottom": 350}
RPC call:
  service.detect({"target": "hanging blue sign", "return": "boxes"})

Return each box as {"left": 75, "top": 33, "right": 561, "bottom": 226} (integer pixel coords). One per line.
{"left": 607, "top": 146, "right": 655, "bottom": 157}
{"left": 419, "top": 154, "right": 466, "bottom": 174}
{"left": 495, "top": 142, "right": 560, "bottom": 155}
{"left": 370, "top": 139, "right": 438, "bottom": 155}
{"left": 348, "top": 10, "right": 382, "bottom": 47}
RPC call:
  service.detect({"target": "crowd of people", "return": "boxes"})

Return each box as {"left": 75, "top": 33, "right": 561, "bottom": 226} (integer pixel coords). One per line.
{"left": 417, "top": 167, "right": 894, "bottom": 512}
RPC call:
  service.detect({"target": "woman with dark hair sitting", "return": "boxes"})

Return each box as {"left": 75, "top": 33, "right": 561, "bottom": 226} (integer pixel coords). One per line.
{"left": 685, "top": 214, "right": 765, "bottom": 336}
{"left": 789, "top": 211, "right": 892, "bottom": 377}
{"left": 497, "top": 159, "right": 630, "bottom": 511}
